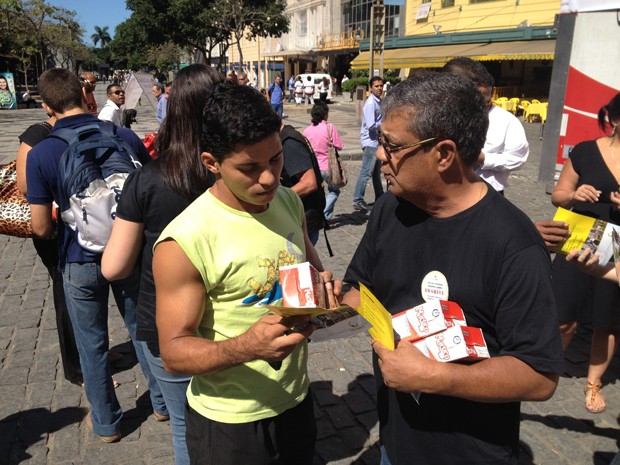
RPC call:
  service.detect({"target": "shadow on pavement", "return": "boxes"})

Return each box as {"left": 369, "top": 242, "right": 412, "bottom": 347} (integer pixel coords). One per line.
{"left": 0, "top": 406, "right": 86, "bottom": 464}
{"left": 311, "top": 375, "right": 379, "bottom": 465}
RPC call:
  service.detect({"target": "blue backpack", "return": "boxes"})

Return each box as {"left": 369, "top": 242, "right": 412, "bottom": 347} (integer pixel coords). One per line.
{"left": 51, "top": 122, "right": 142, "bottom": 253}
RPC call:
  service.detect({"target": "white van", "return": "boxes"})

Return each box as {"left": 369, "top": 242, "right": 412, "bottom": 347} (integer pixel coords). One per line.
{"left": 297, "top": 73, "right": 333, "bottom": 102}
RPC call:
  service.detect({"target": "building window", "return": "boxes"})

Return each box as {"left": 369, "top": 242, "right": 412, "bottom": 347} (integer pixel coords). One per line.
{"left": 342, "top": 0, "right": 401, "bottom": 38}
{"left": 299, "top": 10, "right": 307, "bottom": 36}
{"left": 470, "top": 0, "right": 498, "bottom": 3}
{"left": 441, "top": 0, "right": 455, "bottom": 6}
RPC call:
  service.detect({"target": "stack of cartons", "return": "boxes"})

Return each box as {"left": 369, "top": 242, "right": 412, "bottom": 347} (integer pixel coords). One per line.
{"left": 392, "top": 300, "right": 489, "bottom": 362}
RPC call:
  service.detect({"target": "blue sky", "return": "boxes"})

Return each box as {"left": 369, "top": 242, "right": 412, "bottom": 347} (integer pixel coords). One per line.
{"left": 49, "top": 0, "right": 132, "bottom": 46}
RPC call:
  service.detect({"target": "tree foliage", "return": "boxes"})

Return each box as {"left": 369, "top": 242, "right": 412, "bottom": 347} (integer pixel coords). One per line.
{"left": 109, "top": 0, "right": 289, "bottom": 70}
{"left": 91, "top": 25, "right": 111, "bottom": 48}
{"left": 0, "top": 0, "right": 88, "bottom": 86}
{"left": 209, "top": 0, "right": 289, "bottom": 70}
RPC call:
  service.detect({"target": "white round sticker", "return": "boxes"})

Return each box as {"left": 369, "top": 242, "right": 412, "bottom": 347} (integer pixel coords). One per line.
{"left": 421, "top": 271, "right": 449, "bottom": 302}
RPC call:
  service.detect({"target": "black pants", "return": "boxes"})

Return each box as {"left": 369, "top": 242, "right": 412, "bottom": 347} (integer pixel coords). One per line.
{"left": 185, "top": 393, "right": 316, "bottom": 465}
{"left": 33, "top": 237, "right": 82, "bottom": 384}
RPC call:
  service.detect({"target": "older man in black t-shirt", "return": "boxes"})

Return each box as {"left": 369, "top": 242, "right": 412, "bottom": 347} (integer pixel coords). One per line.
{"left": 341, "top": 73, "right": 564, "bottom": 465}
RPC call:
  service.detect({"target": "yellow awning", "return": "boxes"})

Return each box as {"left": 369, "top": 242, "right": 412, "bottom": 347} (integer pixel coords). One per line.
{"left": 350, "top": 40, "right": 555, "bottom": 69}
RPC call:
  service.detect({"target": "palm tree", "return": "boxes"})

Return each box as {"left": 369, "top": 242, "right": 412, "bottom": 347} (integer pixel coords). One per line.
{"left": 91, "top": 25, "right": 111, "bottom": 48}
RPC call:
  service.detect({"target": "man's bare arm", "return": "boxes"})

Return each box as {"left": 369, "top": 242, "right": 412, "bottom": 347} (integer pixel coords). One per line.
{"left": 29, "top": 203, "right": 54, "bottom": 238}
{"left": 154, "top": 239, "right": 312, "bottom": 375}
{"left": 373, "top": 340, "right": 558, "bottom": 402}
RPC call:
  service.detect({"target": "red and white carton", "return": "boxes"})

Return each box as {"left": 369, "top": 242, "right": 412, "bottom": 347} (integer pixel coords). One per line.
{"left": 279, "top": 262, "right": 325, "bottom": 308}
{"left": 424, "top": 325, "right": 489, "bottom": 362}
{"left": 441, "top": 300, "right": 467, "bottom": 327}
{"left": 392, "top": 300, "right": 455, "bottom": 343}
{"left": 412, "top": 338, "right": 430, "bottom": 357}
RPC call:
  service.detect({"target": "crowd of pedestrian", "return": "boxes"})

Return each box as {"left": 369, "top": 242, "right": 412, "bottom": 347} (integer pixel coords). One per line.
{"left": 9, "top": 58, "right": 620, "bottom": 465}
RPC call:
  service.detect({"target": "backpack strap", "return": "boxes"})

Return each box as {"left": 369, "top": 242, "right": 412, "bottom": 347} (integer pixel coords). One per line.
{"left": 97, "top": 121, "right": 117, "bottom": 138}
{"left": 49, "top": 122, "right": 102, "bottom": 146}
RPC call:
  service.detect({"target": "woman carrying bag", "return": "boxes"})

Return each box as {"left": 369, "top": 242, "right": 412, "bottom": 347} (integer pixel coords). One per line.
{"left": 303, "top": 101, "right": 345, "bottom": 221}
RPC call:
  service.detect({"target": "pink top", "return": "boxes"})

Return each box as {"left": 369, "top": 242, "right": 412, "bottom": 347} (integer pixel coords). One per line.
{"left": 303, "top": 120, "right": 344, "bottom": 171}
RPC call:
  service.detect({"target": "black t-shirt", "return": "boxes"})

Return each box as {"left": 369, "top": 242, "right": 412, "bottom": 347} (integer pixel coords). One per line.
{"left": 280, "top": 125, "right": 325, "bottom": 231}
{"left": 116, "top": 160, "right": 192, "bottom": 345}
{"left": 344, "top": 189, "right": 564, "bottom": 465}
{"left": 19, "top": 122, "right": 52, "bottom": 146}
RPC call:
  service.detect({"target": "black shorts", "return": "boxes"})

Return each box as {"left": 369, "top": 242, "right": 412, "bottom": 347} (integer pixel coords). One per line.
{"left": 185, "top": 394, "right": 316, "bottom": 465}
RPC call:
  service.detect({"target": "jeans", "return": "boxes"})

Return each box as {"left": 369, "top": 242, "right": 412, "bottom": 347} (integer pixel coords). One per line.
{"left": 308, "top": 229, "right": 319, "bottom": 246}
{"left": 62, "top": 262, "right": 164, "bottom": 436}
{"left": 271, "top": 102, "right": 283, "bottom": 118}
{"left": 380, "top": 445, "right": 393, "bottom": 465}
{"left": 353, "top": 146, "right": 384, "bottom": 205}
{"left": 33, "top": 237, "right": 82, "bottom": 383}
{"left": 141, "top": 341, "right": 191, "bottom": 465}
{"left": 321, "top": 170, "right": 340, "bottom": 220}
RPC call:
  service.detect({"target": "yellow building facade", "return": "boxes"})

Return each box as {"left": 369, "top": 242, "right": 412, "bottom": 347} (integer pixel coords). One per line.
{"left": 406, "top": 0, "right": 558, "bottom": 36}
{"left": 352, "top": 0, "right": 561, "bottom": 98}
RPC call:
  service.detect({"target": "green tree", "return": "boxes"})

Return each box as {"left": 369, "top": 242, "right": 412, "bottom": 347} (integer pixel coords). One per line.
{"left": 0, "top": 0, "right": 86, "bottom": 87}
{"left": 91, "top": 25, "right": 111, "bottom": 47}
{"left": 147, "top": 41, "right": 183, "bottom": 71}
{"left": 109, "top": 16, "right": 151, "bottom": 69}
{"left": 208, "top": 0, "right": 289, "bottom": 71}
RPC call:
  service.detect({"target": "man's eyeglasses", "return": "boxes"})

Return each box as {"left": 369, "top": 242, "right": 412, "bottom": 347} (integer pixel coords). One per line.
{"left": 377, "top": 130, "right": 437, "bottom": 159}
{"left": 112, "top": 90, "right": 125, "bottom": 95}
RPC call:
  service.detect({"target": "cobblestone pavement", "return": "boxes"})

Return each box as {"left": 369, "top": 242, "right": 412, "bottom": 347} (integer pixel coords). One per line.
{"left": 0, "top": 79, "right": 619, "bottom": 465}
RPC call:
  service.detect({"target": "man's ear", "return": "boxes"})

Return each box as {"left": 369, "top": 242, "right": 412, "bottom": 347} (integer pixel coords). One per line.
{"left": 435, "top": 139, "right": 458, "bottom": 173}
{"left": 201, "top": 152, "right": 220, "bottom": 174}
{"left": 41, "top": 102, "right": 55, "bottom": 117}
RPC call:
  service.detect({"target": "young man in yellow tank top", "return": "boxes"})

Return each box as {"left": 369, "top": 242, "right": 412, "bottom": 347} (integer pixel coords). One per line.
{"left": 153, "top": 82, "right": 340, "bottom": 465}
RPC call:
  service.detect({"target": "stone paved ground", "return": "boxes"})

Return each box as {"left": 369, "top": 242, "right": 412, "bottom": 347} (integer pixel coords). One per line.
{"left": 0, "top": 76, "right": 618, "bottom": 464}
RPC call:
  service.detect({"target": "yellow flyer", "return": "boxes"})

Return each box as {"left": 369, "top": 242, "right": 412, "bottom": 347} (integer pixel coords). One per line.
{"left": 551, "top": 207, "right": 620, "bottom": 265}
{"left": 357, "top": 283, "right": 395, "bottom": 350}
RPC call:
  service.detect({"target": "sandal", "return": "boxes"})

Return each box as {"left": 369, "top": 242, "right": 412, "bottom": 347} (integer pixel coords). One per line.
{"left": 584, "top": 381, "right": 606, "bottom": 413}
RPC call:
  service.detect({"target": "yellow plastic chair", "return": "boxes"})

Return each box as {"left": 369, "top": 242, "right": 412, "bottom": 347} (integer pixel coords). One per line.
{"left": 493, "top": 96, "right": 508, "bottom": 110}
{"left": 519, "top": 100, "right": 531, "bottom": 120}
{"left": 508, "top": 98, "right": 520, "bottom": 115}
{"left": 525, "top": 102, "right": 545, "bottom": 123}
{"left": 531, "top": 98, "right": 541, "bottom": 104}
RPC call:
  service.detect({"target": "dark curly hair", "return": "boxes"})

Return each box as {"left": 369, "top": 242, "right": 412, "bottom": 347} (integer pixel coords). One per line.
{"left": 200, "top": 82, "right": 281, "bottom": 162}
{"left": 310, "top": 101, "right": 329, "bottom": 125}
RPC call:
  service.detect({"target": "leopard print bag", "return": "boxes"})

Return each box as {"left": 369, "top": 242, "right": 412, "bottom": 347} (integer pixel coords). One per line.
{"left": 0, "top": 160, "right": 34, "bottom": 238}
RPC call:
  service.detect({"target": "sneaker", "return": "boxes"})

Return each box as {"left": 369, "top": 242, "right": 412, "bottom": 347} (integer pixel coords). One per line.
{"left": 85, "top": 413, "right": 121, "bottom": 443}
{"left": 353, "top": 201, "right": 369, "bottom": 212}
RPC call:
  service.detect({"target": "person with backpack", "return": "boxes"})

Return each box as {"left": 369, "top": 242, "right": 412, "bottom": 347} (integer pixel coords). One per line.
{"left": 25, "top": 68, "right": 161, "bottom": 444}
{"left": 279, "top": 123, "right": 326, "bottom": 245}
{"left": 267, "top": 75, "right": 284, "bottom": 118}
